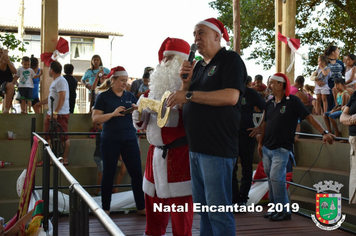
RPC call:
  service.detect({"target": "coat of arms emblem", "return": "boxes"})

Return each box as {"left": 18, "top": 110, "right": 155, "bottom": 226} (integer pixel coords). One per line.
{"left": 311, "top": 181, "right": 346, "bottom": 230}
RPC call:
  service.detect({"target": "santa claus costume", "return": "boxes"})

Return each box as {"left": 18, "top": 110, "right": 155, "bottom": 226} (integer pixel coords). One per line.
{"left": 133, "top": 37, "right": 193, "bottom": 236}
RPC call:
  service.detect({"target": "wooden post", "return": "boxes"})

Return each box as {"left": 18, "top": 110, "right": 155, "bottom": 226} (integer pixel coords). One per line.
{"left": 275, "top": 0, "right": 296, "bottom": 82}
{"left": 41, "top": 0, "right": 58, "bottom": 107}
{"left": 233, "top": 0, "right": 241, "bottom": 54}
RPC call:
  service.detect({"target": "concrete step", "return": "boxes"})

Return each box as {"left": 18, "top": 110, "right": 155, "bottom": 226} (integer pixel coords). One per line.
{"left": 0, "top": 138, "right": 150, "bottom": 167}
{"left": 290, "top": 166, "right": 350, "bottom": 201}
{"left": 0, "top": 139, "right": 97, "bottom": 167}
{"left": 294, "top": 138, "right": 350, "bottom": 172}
{"left": 0, "top": 113, "right": 94, "bottom": 140}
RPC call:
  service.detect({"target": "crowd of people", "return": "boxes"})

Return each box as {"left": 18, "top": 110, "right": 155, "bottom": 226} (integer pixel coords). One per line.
{"left": 1, "top": 17, "right": 356, "bottom": 236}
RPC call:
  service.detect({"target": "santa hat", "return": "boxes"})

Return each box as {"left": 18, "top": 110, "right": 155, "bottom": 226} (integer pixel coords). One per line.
{"left": 158, "top": 37, "right": 190, "bottom": 63}
{"left": 107, "top": 66, "right": 128, "bottom": 78}
{"left": 196, "top": 18, "right": 231, "bottom": 46}
{"left": 270, "top": 72, "right": 290, "bottom": 99}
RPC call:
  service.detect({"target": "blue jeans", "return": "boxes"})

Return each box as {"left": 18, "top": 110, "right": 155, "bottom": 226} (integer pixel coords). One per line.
{"left": 262, "top": 146, "right": 290, "bottom": 213}
{"left": 101, "top": 138, "right": 145, "bottom": 211}
{"left": 190, "top": 152, "right": 236, "bottom": 236}
{"left": 324, "top": 110, "right": 342, "bottom": 120}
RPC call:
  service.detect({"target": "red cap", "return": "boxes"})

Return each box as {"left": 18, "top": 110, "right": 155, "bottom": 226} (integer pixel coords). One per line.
{"left": 107, "top": 66, "right": 128, "bottom": 78}
{"left": 270, "top": 72, "right": 290, "bottom": 99}
{"left": 196, "top": 18, "right": 231, "bottom": 46}
{"left": 158, "top": 37, "right": 190, "bottom": 63}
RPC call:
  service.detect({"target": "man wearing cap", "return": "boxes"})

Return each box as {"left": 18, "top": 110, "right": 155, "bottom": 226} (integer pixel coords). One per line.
{"left": 167, "top": 18, "right": 246, "bottom": 235}
{"left": 257, "top": 72, "right": 334, "bottom": 221}
{"left": 133, "top": 37, "right": 193, "bottom": 236}
{"left": 131, "top": 66, "right": 154, "bottom": 99}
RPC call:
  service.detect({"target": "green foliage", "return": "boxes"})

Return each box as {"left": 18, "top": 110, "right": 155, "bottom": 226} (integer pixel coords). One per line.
{"left": 209, "top": 0, "right": 356, "bottom": 75}
{"left": 0, "top": 32, "right": 28, "bottom": 62}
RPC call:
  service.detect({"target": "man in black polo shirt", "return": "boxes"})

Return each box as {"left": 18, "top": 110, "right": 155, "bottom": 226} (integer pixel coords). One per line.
{"left": 258, "top": 73, "right": 334, "bottom": 221}
{"left": 232, "top": 76, "right": 266, "bottom": 205}
{"left": 167, "top": 18, "right": 246, "bottom": 235}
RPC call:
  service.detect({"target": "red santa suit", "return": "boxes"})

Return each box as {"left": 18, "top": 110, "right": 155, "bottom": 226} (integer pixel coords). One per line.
{"left": 142, "top": 100, "right": 193, "bottom": 236}
{"left": 133, "top": 37, "right": 193, "bottom": 236}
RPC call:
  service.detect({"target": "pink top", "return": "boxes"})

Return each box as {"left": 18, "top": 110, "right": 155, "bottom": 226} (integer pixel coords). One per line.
{"left": 290, "top": 85, "right": 299, "bottom": 95}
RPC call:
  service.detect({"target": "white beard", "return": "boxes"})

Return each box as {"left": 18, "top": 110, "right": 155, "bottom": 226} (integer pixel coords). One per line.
{"left": 148, "top": 55, "right": 186, "bottom": 101}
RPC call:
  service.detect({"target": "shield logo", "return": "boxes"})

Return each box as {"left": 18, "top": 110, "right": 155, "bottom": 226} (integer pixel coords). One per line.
{"left": 315, "top": 193, "right": 342, "bottom": 224}
{"left": 280, "top": 105, "right": 286, "bottom": 114}
{"left": 241, "top": 97, "right": 246, "bottom": 105}
{"left": 208, "top": 66, "right": 217, "bottom": 76}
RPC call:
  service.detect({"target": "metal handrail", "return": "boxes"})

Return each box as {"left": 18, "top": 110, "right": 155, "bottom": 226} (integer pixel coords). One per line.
{"left": 295, "top": 131, "right": 349, "bottom": 141}
{"left": 32, "top": 132, "right": 125, "bottom": 236}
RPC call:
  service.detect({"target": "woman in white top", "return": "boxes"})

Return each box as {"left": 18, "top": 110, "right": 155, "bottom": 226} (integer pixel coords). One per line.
{"left": 345, "top": 54, "right": 356, "bottom": 89}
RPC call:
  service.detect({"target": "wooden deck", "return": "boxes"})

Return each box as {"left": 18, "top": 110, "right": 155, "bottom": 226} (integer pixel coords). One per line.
{"left": 58, "top": 208, "right": 354, "bottom": 236}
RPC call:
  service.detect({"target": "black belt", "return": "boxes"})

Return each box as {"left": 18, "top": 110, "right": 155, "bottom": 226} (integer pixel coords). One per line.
{"left": 157, "top": 136, "right": 188, "bottom": 159}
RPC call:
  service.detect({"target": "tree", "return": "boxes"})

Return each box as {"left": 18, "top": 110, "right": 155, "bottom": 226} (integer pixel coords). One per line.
{"left": 209, "top": 0, "right": 356, "bottom": 74}
{"left": 0, "top": 32, "right": 28, "bottom": 62}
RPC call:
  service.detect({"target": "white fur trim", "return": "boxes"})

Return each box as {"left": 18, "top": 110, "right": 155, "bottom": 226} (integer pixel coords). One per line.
{"left": 165, "top": 107, "right": 179, "bottom": 127}
{"left": 152, "top": 148, "right": 169, "bottom": 197}
{"left": 143, "top": 176, "right": 156, "bottom": 197}
{"left": 270, "top": 75, "right": 286, "bottom": 83}
{"left": 197, "top": 21, "right": 222, "bottom": 36}
{"left": 153, "top": 147, "right": 192, "bottom": 198}
{"left": 113, "top": 71, "right": 128, "bottom": 77}
{"left": 146, "top": 114, "right": 164, "bottom": 146}
{"left": 163, "top": 50, "right": 189, "bottom": 58}
{"left": 143, "top": 147, "right": 192, "bottom": 198}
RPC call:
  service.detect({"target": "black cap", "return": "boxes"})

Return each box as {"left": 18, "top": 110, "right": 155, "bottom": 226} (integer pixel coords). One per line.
{"left": 144, "top": 67, "right": 154, "bottom": 74}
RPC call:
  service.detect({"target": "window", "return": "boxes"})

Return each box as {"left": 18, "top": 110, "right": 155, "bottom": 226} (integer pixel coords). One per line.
{"left": 70, "top": 37, "right": 94, "bottom": 60}
{"left": 23, "top": 35, "right": 41, "bottom": 56}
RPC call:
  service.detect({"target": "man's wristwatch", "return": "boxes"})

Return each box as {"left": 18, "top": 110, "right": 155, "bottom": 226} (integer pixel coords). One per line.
{"left": 186, "top": 91, "right": 193, "bottom": 102}
{"left": 322, "top": 130, "right": 329, "bottom": 135}
{"left": 53, "top": 111, "right": 58, "bottom": 115}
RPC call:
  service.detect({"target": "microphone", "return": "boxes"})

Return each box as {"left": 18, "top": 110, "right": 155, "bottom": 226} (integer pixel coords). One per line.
{"left": 50, "top": 96, "right": 54, "bottom": 102}
{"left": 182, "top": 44, "right": 198, "bottom": 79}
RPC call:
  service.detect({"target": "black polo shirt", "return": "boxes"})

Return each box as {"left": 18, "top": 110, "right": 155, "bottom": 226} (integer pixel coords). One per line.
{"left": 94, "top": 89, "right": 137, "bottom": 141}
{"left": 346, "top": 91, "right": 356, "bottom": 136}
{"left": 263, "top": 94, "right": 310, "bottom": 151}
{"left": 240, "top": 87, "right": 266, "bottom": 135}
{"left": 183, "top": 47, "right": 247, "bottom": 158}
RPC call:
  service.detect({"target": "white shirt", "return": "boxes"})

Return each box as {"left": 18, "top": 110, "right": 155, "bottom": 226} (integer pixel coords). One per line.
{"left": 16, "top": 67, "right": 35, "bottom": 88}
{"left": 47, "top": 75, "right": 70, "bottom": 115}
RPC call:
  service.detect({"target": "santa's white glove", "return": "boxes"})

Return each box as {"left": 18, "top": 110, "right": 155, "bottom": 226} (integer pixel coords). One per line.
{"left": 132, "top": 110, "right": 142, "bottom": 124}
{"left": 133, "top": 109, "right": 149, "bottom": 130}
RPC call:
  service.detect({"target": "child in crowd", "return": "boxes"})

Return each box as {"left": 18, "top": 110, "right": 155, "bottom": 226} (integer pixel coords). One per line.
{"left": 304, "top": 84, "right": 316, "bottom": 114}
{"left": 345, "top": 54, "right": 356, "bottom": 89}
{"left": 314, "top": 55, "right": 331, "bottom": 115}
{"left": 137, "top": 72, "right": 150, "bottom": 98}
{"left": 30, "top": 55, "right": 42, "bottom": 113}
{"left": 13, "top": 56, "right": 40, "bottom": 114}
{"left": 323, "top": 78, "right": 350, "bottom": 137}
